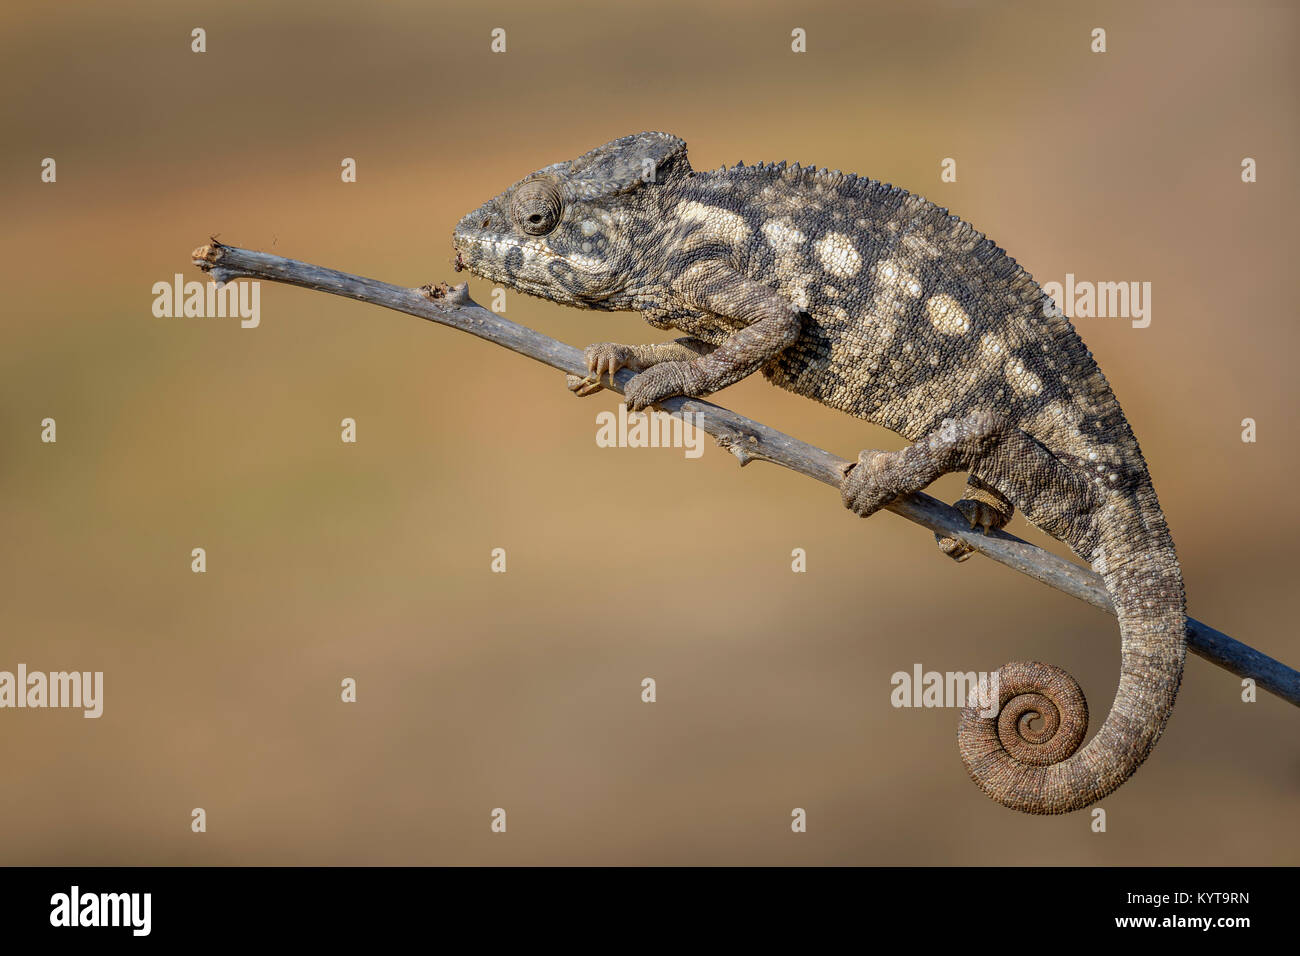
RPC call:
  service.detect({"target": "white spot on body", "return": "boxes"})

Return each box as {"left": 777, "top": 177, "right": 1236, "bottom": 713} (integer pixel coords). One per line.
{"left": 814, "top": 232, "right": 863, "bottom": 277}
{"left": 761, "top": 218, "right": 807, "bottom": 253}
{"left": 1007, "top": 360, "right": 1043, "bottom": 396}
{"left": 680, "top": 200, "right": 750, "bottom": 245}
{"left": 926, "top": 294, "right": 971, "bottom": 335}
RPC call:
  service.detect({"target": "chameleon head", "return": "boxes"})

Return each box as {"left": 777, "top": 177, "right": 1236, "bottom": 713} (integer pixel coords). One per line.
{"left": 452, "top": 131, "right": 690, "bottom": 309}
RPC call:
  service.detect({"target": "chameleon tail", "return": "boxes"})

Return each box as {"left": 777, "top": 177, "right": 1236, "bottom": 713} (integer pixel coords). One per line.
{"left": 957, "top": 483, "right": 1187, "bottom": 814}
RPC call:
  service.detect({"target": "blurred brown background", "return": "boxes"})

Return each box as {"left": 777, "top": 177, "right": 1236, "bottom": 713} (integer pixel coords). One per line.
{"left": 1, "top": 0, "right": 1296, "bottom": 865}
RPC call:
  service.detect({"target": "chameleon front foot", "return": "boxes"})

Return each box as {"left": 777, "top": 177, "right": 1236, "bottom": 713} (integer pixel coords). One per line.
{"left": 567, "top": 342, "right": 638, "bottom": 397}
{"left": 623, "top": 360, "right": 704, "bottom": 411}
{"left": 565, "top": 373, "right": 603, "bottom": 396}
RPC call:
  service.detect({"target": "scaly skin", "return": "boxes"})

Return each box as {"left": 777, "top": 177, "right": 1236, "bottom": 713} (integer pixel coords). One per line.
{"left": 452, "top": 132, "right": 1186, "bottom": 814}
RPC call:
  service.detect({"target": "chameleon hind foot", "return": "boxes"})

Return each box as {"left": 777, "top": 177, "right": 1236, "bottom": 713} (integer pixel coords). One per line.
{"left": 841, "top": 411, "right": 1007, "bottom": 519}
{"left": 936, "top": 476, "right": 1014, "bottom": 562}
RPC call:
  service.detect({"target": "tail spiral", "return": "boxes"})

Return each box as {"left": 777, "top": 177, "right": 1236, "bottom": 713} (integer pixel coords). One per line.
{"left": 957, "top": 489, "right": 1187, "bottom": 814}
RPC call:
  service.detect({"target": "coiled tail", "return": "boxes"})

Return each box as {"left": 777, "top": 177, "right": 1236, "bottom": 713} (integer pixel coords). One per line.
{"left": 958, "top": 483, "right": 1187, "bottom": 814}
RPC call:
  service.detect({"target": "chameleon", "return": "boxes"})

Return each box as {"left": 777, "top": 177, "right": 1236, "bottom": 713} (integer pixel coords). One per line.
{"left": 450, "top": 132, "right": 1186, "bottom": 815}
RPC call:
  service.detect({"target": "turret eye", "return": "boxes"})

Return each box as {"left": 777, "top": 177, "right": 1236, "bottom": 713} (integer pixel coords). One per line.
{"left": 512, "top": 180, "right": 564, "bottom": 236}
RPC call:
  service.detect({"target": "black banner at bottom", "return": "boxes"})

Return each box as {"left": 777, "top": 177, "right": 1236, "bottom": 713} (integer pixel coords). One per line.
{"left": 0, "top": 866, "right": 1284, "bottom": 942}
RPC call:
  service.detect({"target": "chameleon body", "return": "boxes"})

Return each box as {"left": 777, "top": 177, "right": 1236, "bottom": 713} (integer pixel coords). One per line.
{"left": 452, "top": 132, "right": 1186, "bottom": 814}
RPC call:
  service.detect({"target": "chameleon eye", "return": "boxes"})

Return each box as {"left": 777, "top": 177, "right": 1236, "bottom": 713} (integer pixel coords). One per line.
{"left": 512, "top": 180, "right": 564, "bottom": 236}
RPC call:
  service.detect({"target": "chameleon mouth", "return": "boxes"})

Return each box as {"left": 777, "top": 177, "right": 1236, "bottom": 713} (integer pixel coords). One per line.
{"left": 449, "top": 232, "right": 614, "bottom": 306}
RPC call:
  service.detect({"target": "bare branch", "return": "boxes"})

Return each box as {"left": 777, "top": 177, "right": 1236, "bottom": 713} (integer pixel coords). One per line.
{"left": 191, "top": 240, "right": 1300, "bottom": 708}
